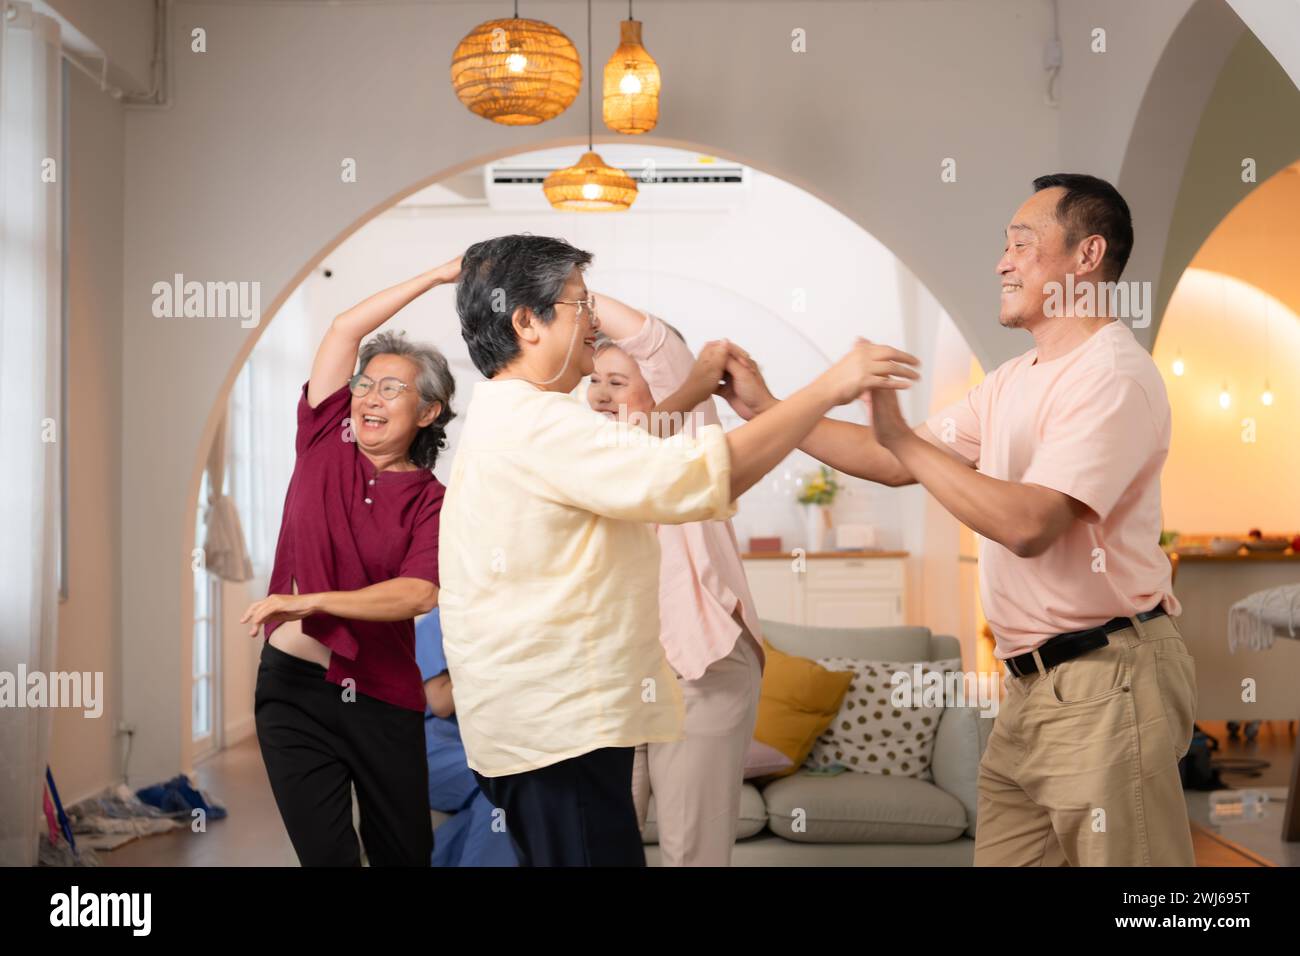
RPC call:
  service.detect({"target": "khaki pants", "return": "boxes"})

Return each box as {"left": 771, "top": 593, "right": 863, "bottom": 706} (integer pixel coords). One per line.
{"left": 631, "top": 630, "right": 763, "bottom": 866}
{"left": 975, "top": 612, "right": 1198, "bottom": 866}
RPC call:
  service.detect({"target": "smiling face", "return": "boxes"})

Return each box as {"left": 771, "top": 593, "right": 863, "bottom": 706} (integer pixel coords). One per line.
{"left": 350, "top": 353, "right": 439, "bottom": 463}
{"left": 587, "top": 345, "right": 654, "bottom": 421}
{"left": 525, "top": 267, "right": 600, "bottom": 390}
{"left": 995, "top": 186, "right": 1076, "bottom": 330}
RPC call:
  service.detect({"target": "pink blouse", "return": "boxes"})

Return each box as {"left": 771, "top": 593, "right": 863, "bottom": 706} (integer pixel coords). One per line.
{"left": 612, "top": 314, "right": 766, "bottom": 681}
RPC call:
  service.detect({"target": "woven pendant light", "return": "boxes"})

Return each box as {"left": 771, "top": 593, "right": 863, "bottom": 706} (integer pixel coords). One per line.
{"left": 543, "top": 150, "right": 639, "bottom": 211}
{"left": 450, "top": 7, "right": 581, "bottom": 126}
{"left": 603, "top": 9, "right": 659, "bottom": 134}
{"left": 543, "top": 0, "right": 638, "bottom": 211}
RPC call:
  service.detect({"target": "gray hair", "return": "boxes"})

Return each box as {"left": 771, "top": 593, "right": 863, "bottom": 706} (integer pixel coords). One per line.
{"left": 356, "top": 330, "right": 456, "bottom": 470}
{"left": 592, "top": 331, "right": 619, "bottom": 356}
{"left": 456, "top": 234, "right": 594, "bottom": 378}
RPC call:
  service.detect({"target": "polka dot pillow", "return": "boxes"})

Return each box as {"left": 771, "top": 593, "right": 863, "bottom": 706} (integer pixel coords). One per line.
{"left": 806, "top": 658, "right": 962, "bottom": 780}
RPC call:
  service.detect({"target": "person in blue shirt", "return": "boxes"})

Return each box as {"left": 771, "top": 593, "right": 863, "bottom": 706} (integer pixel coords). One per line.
{"left": 415, "top": 608, "right": 518, "bottom": 866}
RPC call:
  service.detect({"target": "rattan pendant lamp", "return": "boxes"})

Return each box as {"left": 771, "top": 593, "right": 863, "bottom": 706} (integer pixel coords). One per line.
{"left": 543, "top": 0, "right": 639, "bottom": 211}
{"left": 603, "top": 1, "right": 660, "bottom": 134}
{"left": 450, "top": 1, "right": 582, "bottom": 126}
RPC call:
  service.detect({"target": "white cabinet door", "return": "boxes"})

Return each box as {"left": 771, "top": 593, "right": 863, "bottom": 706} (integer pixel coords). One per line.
{"left": 741, "top": 560, "right": 803, "bottom": 625}
{"left": 742, "top": 557, "right": 905, "bottom": 627}
{"left": 803, "top": 558, "right": 904, "bottom": 627}
{"left": 804, "top": 588, "right": 902, "bottom": 628}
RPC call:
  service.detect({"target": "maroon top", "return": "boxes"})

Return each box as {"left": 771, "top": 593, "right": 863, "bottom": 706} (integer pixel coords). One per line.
{"left": 264, "top": 381, "right": 444, "bottom": 712}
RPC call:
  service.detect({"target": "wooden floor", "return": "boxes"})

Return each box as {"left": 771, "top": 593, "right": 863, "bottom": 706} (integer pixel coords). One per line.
{"left": 98, "top": 735, "right": 297, "bottom": 867}
{"left": 1184, "top": 719, "right": 1296, "bottom": 867}
{"left": 91, "top": 721, "right": 1295, "bottom": 867}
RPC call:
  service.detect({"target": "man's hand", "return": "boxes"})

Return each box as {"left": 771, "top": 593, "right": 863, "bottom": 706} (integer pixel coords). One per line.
{"left": 867, "top": 384, "right": 912, "bottom": 448}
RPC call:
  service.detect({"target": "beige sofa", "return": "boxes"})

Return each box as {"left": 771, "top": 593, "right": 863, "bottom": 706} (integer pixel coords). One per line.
{"left": 642, "top": 621, "right": 994, "bottom": 866}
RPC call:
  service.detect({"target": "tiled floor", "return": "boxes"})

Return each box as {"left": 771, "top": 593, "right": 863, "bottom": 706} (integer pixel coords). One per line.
{"left": 91, "top": 721, "right": 1297, "bottom": 867}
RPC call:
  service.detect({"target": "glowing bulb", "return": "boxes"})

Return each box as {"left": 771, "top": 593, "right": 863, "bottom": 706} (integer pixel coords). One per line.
{"left": 619, "top": 71, "right": 642, "bottom": 95}
{"left": 1261, "top": 384, "right": 1274, "bottom": 406}
{"left": 581, "top": 182, "right": 601, "bottom": 200}
{"left": 1219, "top": 389, "right": 1231, "bottom": 409}
{"left": 1172, "top": 357, "right": 1185, "bottom": 376}
{"left": 506, "top": 52, "right": 527, "bottom": 73}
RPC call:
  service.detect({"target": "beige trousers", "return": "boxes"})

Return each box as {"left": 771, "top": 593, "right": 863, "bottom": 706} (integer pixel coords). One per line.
{"left": 975, "top": 612, "right": 1198, "bottom": 866}
{"left": 632, "top": 630, "right": 763, "bottom": 866}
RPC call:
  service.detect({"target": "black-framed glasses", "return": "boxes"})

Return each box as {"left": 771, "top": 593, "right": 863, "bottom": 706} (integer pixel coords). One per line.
{"left": 553, "top": 294, "right": 598, "bottom": 324}
{"left": 349, "top": 373, "right": 411, "bottom": 400}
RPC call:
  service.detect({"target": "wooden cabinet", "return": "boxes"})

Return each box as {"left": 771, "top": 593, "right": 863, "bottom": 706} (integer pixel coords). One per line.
{"left": 742, "top": 552, "right": 906, "bottom": 628}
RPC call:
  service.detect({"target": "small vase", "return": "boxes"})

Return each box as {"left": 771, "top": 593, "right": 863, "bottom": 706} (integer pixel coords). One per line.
{"left": 804, "top": 504, "right": 832, "bottom": 551}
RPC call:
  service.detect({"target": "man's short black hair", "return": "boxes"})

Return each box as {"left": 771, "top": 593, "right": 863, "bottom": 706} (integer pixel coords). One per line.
{"left": 1032, "top": 173, "right": 1134, "bottom": 280}
{"left": 456, "top": 234, "right": 594, "bottom": 378}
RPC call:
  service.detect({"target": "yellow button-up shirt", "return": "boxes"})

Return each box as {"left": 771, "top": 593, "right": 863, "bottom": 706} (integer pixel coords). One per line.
{"left": 438, "top": 377, "right": 736, "bottom": 777}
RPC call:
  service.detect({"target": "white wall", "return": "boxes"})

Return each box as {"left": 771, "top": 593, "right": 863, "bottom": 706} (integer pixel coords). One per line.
{"left": 52, "top": 68, "right": 126, "bottom": 803}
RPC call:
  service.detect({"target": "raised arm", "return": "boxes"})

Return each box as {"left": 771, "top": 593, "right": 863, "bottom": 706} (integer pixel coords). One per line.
{"left": 307, "top": 256, "right": 461, "bottom": 407}
{"left": 590, "top": 291, "right": 649, "bottom": 340}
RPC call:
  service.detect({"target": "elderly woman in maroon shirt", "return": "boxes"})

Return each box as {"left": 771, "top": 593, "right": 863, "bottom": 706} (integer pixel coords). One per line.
{"left": 239, "top": 256, "right": 461, "bottom": 866}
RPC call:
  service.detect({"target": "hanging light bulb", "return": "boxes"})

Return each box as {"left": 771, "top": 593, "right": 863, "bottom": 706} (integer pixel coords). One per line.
{"left": 544, "top": 0, "right": 638, "bottom": 211}
{"left": 1261, "top": 381, "right": 1274, "bottom": 406}
{"left": 603, "top": 3, "right": 660, "bottom": 135}
{"left": 544, "top": 150, "right": 639, "bottom": 212}
{"left": 1171, "top": 351, "right": 1185, "bottom": 376}
{"left": 450, "top": 8, "right": 582, "bottom": 126}
{"left": 1219, "top": 383, "right": 1231, "bottom": 409}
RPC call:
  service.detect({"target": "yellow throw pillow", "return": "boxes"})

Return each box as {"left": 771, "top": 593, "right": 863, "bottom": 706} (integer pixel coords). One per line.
{"left": 752, "top": 641, "right": 854, "bottom": 779}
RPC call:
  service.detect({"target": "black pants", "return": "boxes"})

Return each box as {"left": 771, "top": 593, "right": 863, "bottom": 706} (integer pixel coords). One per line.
{"left": 473, "top": 747, "right": 645, "bottom": 867}
{"left": 254, "top": 641, "right": 432, "bottom": 866}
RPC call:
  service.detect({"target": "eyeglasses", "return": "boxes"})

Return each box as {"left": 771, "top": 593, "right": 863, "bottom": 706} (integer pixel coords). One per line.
{"left": 349, "top": 373, "right": 411, "bottom": 400}
{"left": 553, "top": 294, "right": 599, "bottom": 325}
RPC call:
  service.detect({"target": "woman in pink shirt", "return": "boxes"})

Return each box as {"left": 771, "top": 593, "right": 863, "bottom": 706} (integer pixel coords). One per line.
{"left": 586, "top": 293, "right": 770, "bottom": 866}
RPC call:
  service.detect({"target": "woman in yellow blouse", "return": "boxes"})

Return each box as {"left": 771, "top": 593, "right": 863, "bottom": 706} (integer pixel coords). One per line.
{"left": 439, "top": 234, "right": 919, "bottom": 866}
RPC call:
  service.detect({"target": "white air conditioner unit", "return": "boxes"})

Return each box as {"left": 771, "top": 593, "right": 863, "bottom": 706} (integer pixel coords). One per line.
{"left": 483, "top": 160, "right": 751, "bottom": 212}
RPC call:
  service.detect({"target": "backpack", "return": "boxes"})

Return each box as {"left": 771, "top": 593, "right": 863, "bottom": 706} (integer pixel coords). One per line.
{"left": 1179, "top": 724, "right": 1225, "bottom": 790}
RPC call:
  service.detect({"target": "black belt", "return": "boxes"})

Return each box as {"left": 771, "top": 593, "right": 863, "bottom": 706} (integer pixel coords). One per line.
{"left": 1004, "top": 606, "right": 1167, "bottom": 678}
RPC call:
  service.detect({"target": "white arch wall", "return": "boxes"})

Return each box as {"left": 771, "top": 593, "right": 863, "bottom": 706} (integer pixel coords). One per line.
{"left": 97, "top": 0, "right": 1293, "bottom": 782}
{"left": 253, "top": 163, "right": 960, "bottom": 638}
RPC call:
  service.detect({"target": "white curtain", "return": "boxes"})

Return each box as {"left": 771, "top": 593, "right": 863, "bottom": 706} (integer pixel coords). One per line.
{"left": 202, "top": 414, "right": 254, "bottom": 582}
{"left": 0, "top": 1, "right": 63, "bottom": 866}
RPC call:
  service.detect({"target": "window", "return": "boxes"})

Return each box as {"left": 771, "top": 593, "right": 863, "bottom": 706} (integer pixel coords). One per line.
{"left": 192, "top": 469, "right": 219, "bottom": 753}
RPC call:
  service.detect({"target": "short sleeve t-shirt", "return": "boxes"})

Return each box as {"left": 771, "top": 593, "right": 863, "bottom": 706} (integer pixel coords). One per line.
{"left": 925, "top": 321, "right": 1180, "bottom": 658}
{"left": 265, "top": 381, "right": 445, "bottom": 711}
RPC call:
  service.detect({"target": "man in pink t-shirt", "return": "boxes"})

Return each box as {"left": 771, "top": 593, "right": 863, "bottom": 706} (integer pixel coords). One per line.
{"left": 724, "top": 174, "right": 1196, "bottom": 866}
